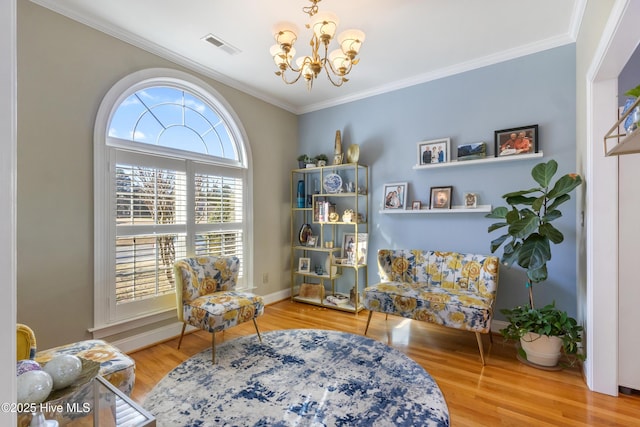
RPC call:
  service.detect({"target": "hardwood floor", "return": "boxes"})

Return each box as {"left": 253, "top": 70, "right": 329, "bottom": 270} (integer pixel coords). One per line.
{"left": 129, "top": 300, "right": 640, "bottom": 426}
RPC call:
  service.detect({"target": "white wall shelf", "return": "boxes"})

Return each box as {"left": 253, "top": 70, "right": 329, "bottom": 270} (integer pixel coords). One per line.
{"left": 379, "top": 204, "right": 492, "bottom": 214}
{"left": 412, "top": 151, "right": 543, "bottom": 170}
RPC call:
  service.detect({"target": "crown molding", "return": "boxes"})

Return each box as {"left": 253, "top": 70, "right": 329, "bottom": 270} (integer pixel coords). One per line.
{"left": 29, "top": 0, "right": 581, "bottom": 116}
{"left": 28, "top": 0, "right": 299, "bottom": 114}
{"left": 298, "top": 33, "right": 576, "bottom": 114}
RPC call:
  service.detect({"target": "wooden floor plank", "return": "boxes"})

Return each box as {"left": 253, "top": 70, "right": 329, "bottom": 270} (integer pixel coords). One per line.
{"left": 128, "top": 300, "right": 640, "bottom": 426}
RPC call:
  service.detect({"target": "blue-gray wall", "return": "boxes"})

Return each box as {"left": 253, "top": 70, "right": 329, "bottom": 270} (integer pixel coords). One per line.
{"left": 618, "top": 42, "right": 640, "bottom": 103}
{"left": 299, "top": 44, "right": 578, "bottom": 320}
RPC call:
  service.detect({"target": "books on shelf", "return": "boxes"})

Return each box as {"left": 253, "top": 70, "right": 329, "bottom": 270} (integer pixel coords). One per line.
{"left": 325, "top": 294, "right": 351, "bottom": 306}
{"left": 314, "top": 198, "right": 336, "bottom": 222}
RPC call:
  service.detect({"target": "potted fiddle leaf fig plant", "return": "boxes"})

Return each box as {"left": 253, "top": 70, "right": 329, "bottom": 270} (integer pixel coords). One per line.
{"left": 486, "top": 159, "right": 585, "bottom": 367}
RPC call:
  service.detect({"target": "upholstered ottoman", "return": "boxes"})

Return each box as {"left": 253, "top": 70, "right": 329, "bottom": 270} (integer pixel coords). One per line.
{"left": 35, "top": 339, "right": 135, "bottom": 396}
{"left": 18, "top": 338, "right": 136, "bottom": 426}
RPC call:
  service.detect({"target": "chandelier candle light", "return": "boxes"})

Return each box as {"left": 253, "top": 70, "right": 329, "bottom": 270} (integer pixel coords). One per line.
{"left": 270, "top": 0, "right": 365, "bottom": 91}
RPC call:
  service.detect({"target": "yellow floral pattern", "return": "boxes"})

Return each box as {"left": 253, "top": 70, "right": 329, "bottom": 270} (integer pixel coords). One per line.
{"left": 35, "top": 339, "right": 135, "bottom": 396}
{"left": 364, "top": 249, "right": 499, "bottom": 333}
{"left": 174, "top": 256, "right": 264, "bottom": 334}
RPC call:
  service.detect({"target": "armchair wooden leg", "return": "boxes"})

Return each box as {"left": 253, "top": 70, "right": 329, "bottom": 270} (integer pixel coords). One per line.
{"left": 475, "top": 332, "right": 486, "bottom": 366}
{"left": 364, "top": 311, "right": 373, "bottom": 335}
{"left": 253, "top": 318, "right": 262, "bottom": 343}
{"left": 177, "top": 323, "right": 187, "bottom": 350}
{"left": 211, "top": 332, "right": 216, "bottom": 364}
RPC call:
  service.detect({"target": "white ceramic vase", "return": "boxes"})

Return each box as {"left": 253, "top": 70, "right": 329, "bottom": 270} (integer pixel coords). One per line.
{"left": 325, "top": 254, "right": 337, "bottom": 277}
{"left": 520, "top": 332, "right": 563, "bottom": 367}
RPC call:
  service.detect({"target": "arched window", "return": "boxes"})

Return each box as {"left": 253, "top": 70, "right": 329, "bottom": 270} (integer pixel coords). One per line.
{"left": 93, "top": 69, "right": 252, "bottom": 330}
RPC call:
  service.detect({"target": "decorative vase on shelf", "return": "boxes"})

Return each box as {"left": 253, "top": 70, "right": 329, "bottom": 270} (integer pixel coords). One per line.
{"left": 325, "top": 254, "right": 337, "bottom": 277}
{"left": 333, "top": 130, "right": 343, "bottom": 165}
{"left": 346, "top": 144, "right": 360, "bottom": 164}
{"left": 622, "top": 97, "right": 640, "bottom": 134}
{"left": 296, "top": 180, "right": 305, "bottom": 208}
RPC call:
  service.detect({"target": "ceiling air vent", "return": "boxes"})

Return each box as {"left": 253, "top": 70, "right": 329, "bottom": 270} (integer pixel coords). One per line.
{"left": 201, "top": 34, "right": 241, "bottom": 56}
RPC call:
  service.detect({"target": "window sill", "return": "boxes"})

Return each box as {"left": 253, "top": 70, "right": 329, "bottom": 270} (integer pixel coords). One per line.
{"left": 89, "top": 308, "right": 177, "bottom": 339}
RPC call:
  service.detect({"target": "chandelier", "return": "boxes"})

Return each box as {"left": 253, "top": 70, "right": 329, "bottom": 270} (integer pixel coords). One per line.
{"left": 269, "top": 0, "right": 365, "bottom": 91}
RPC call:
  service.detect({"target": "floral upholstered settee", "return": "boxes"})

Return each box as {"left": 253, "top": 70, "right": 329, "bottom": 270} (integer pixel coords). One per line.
{"left": 363, "top": 249, "right": 499, "bottom": 365}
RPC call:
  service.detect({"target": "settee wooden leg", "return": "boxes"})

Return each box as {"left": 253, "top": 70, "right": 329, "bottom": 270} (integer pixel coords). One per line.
{"left": 253, "top": 318, "right": 263, "bottom": 342}
{"left": 211, "top": 332, "right": 216, "bottom": 364}
{"left": 475, "top": 332, "right": 486, "bottom": 366}
{"left": 177, "top": 323, "right": 187, "bottom": 349}
{"left": 364, "top": 311, "right": 373, "bottom": 335}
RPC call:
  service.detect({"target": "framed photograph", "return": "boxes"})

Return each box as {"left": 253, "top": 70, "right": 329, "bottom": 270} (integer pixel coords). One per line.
{"left": 457, "top": 142, "right": 487, "bottom": 161}
{"left": 412, "top": 201, "right": 422, "bottom": 210}
{"left": 495, "top": 125, "right": 538, "bottom": 157}
{"left": 306, "top": 236, "right": 317, "bottom": 247}
{"left": 429, "top": 186, "right": 453, "bottom": 209}
{"left": 341, "top": 233, "right": 368, "bottom": 265}
{"left": 298, "top": 257, "right": 311, "bottom": 273}
{"left": 464, "top": 192, "right": 477, "bottom": 208}
{"left": 383, "top": 182, "right": 407, "bottom": 210}
{"left": 417, "top": 137, "right": 451, "bottom": 165}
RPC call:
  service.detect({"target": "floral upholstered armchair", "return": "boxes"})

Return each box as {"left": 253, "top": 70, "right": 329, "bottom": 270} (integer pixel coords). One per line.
{"left": 174, "top": 255, "right": 264, "bottom": 363}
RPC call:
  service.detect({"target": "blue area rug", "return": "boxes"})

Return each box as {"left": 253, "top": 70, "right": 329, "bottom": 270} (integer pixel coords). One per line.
{"left": 143, "top": 329, "right": 449, "bottom": 426}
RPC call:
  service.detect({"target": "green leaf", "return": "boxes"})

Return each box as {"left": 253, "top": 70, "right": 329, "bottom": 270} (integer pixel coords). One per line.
{"left": 501, "top": 241, "right": 520, "bottom": 266}
{"left": 488, "top": 222, "right": 508, "bottom": 233}
{"left": 539, "top": 223, "right": 564, "bottom": 244}
{"left": 485, "top": 206, "right": 508, "bottom": 219}
{"left": 527, "top": 264, "right": 548, "bottom": 283}
{"left": 543, "top": 209, "right": 562, "bottom": 222}
{"left": 490, "top": 234, "right": 509, "bottom": 253}
{"left": 547, "top": 173, "right": 583, "bottom": 199}
{"left": 531, "top": 160, "right": 558, "bottom": 188}
{"left": 508, "top": 214, "right": 539, "bottom": 239}
{"left": 531, "top": 195, "right": 546, "bottom": 213}
{"left": 625, "top": 84, "right": 640, "bottom": 98}
{"left": 505, "top": 195, "right": 538, "bottom": 206}
{"left": 547, "top": 194, "right": 570, "bottom": 212}
{"left": 505, "top": 208, "right": 521, "bottom": 224}
{"left": 517, "top": 234, "right": 551, "bottom": 270}
{"left": 502, "top": 188, "right": 540, "bottom": 199}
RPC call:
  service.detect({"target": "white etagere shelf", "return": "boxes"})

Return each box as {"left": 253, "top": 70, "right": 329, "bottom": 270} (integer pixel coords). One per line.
{"left": 379, "top": 204, "right": 492, "bottom": 215}
{"left": 411, "top": 151, "right": 543, "bottom": 170}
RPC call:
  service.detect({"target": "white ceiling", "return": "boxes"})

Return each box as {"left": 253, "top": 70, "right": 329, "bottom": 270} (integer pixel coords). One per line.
{"left": 31, "top": 0, "right": 585, "bottom": 114}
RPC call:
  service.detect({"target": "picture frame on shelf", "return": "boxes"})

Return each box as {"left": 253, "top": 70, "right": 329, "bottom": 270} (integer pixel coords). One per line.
{"left": 464, "top": 192, "right": 478, "bottom": 208}
{"left": 495, "top": 124, "right": 538, "bottom": 157}
{"left": 306, "top": 236, "right": 318, "bottom": 247}
{"left": 430, "top": 186, "right": 453, "bottom": 209}
{"left": 417, "top": 137, "right": 451, "bottom": 165}
{"left": 457, "top": 142, "right": 487, "bottom": 161}
{"left": 383, "top": 182, "right": 407, "bottom": 210}
{"left": 298, "top": 257, "right": 311, "bottom": 273}
{"left": 412, "top": 201, "right": 422, "bottom": 210}
{"left": 341, "top": 232, "right": 368, "bottom": 265}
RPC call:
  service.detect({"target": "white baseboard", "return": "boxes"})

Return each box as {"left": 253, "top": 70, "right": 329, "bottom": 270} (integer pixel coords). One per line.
{"left": 491, "top": 319, "right": 508, "bottom": 334}
{"left": 262, "top": 288, "right": 291, "bottom": 305}
{"left": 112, "top": 288, "right": 292, "bottom": 353}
